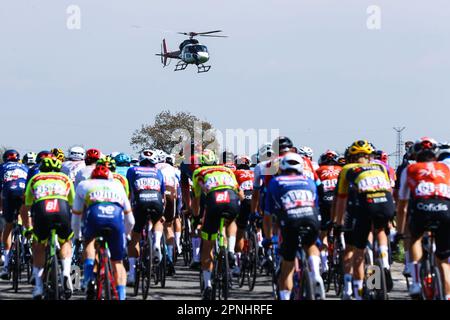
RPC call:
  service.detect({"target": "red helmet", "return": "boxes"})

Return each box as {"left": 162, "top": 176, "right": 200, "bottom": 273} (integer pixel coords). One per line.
{"left": 234, "top": 155, "right": 251, "bottom": 167}
{"left": 91, "top": 164, "right": 110, "bottom": 179}
{"left": 86, "top": 148, "right": 101, "bottom": 161}
{"left": 413, "top": 137, "right": 438, "bottom": 156}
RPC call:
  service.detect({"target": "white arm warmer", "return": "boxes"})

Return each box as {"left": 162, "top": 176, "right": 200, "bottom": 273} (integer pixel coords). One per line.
{"left": 124, "top": 212, "right": 135, "bottom": 235}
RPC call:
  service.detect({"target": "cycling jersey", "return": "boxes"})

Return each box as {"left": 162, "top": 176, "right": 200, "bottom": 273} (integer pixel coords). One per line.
{"left": 234, "top": 169, "right": 254, "bottom": 194}
{"left": 316, "top": 165, "right": 342, "bottom": 195}
{"left": 398, "top": 162, "right": 450, "bottom": 201}
{"left": 113, "top": 172, "right": 130, "bottom": 198}
{"left": 126, "top": 166, "right": 165, "bottom": 203}
{"left": 25, "top": 172, "right": 75, "bottom": 206}
{"left": 266, "top": 173, "right": 320, "bottom": 261}
{"left": 0, "top": 162, "right": 29, "bottom": 197}
{"left": 336, "top": 163, "right": 392, "bottom": 197}
{"left": 115, "top": 166, "right": 129, "bottom": 178}
{"left": 73, "top": 179, "right": 131, "bottom": 261}
{"left": 234, "top": 169, "right": 254, "bottom": 228}
{"left": 180, "top": 154, "right": 201, "bottom": 184}
{"left": 74, "top": 164, "right": 96, "bottom": 188}
{"left": 372, "top": 159, "right": 396, "bottom": 188}
{"left": 156, "top": 162, "right": 179, "bottom": 190}
{"left": 26, "top": 163, "right": 40, "bottom": 184}
{"left": 61, "top": 160, "right": 86, "bottom": 183}
{"left": 192, "top": 165, "right": 239, "bottom": 198}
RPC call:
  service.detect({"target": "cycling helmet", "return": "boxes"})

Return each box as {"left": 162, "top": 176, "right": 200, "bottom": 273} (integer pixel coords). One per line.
{"left": 86, "top": 148, "right": 101, "bottom": 161}
{"left": 97, "top": 155, "right": 116, "bottom": 172}
{"left": 337, "top": 153, "right": 346, "bottom": 166}
{"left": 234, "top": 155, "right": 251, "bottom": 168}
{"left": 22, "top": 152, "right": 37, "bottom": 166}
{"left": 438, "top": 142, "right": 450, "bottom": 161}
{"left": 51, "top": 148, "right": 65, "bottom": 162}
{"left": 199, "top": 149, "right": 217, "bottom": 166}
{"left": 91, "top": 164, "right": 110, "bottom": 179}
{"left": 298, "top": 146, "right": 314, "bottom": 159}
{"left": 165, "top": 154, "right": 176, "bottom": 166}
{"left": 280, "top": 153, "right": 304, "bottom": 174}
{"left": 374, "top": 150, "right": 389, "bottom": 163}
{"left": 68, "top": 146, "right": 85, "bottom": 161}
{"left": 318, "top": 150, "right": 339, "bottom": 166}
{"left": 139, "top": 149, "right": 159, "bottom": 165}
{"left": 156, "top": 149, "right": 167, "bottom": 163}
{"left": 40, "top": 157, "right": 62, "bottom": 172}
{"left": 131, "top": 157, "right": 139, "bottom": 166}
{"left": 2, "top": 149, "right": 20, "bottom": 163}
{"left": 413, "top": 137, "right": 438, "bottom": 157}
{"left": 348, "top": 140, "right": 374, "bottom": 156}
{"left": 36, "top": 150, "right": 53, "bottom": 164}
{"left": 272, "top": 136, "right": 293, "bottom": 154}
{"left": 258, "top": 143, "right": 274, "bottom": 161}
{"left": 114, "top": 153, "right": 131, "bottom": 166}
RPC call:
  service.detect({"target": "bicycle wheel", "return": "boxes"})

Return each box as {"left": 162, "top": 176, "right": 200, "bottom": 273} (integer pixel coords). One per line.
{"left": 12, "top": 233, "right": 20, "bottom": 293}
{"left": 159, "top": 234, "right": 167, "bottom": 288}
{"left": 182, "top": 217, "right": 192, "bottom": 266}
{"left": 103, "top": 255, "right": 112, "bottom": 300}
{"left": 238, "top": 250, "right": 247, "bottom": 288}
{"left": 432, "top": 265, "right": 445, "bottom": 300}
{"left": 333, "top": 251, "right": 344, "bottom": 296}
{"left": 133, "top": 257, "right": 141, "bottom": 297}
{"left": 300, "top": 257, "right": 315, "bottom": 300}
{"left": 247, "top": 231, "right": 258, "bottom": 291}
{"left": 50, "top": 254, "right": 60, "bottom": 300}
{"left": 142, "top": 236, "right": 152, "bottom": 300}
{"left": 221, "top": 247, "right": 230, "bottom": 300}
{"left": 374, "top": 260, "right": 388, "bottom": 300}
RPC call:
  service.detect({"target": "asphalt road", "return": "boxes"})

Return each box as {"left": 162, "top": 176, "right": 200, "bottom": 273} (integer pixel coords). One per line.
{"left": 0, "top": 258, "right": 410, "bottom": 300}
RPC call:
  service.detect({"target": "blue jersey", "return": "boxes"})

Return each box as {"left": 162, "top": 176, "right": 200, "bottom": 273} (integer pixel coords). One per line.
{"left": 26, "top": 164, "right": 40, "bottom": 183}
{"left": 266, "top": 174, "right": 319, "bottom": 219}
{"left": 126, "top": 166, "right": 165, "bottom": 203}
{"left": 115, "top": 166, "right": 129, "bottom": 178}
{"left": 0, "top": 162, "right": 29, "bottom": 196}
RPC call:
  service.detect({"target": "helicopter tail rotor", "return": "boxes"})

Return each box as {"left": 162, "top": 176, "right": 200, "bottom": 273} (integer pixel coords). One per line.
{"left": 161, "top": 38, "right": 168, "bottom": 66}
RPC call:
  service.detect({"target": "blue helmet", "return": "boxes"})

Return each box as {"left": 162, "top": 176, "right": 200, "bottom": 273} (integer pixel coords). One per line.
{"left": 114, "top": 153, "right": 131, "bottom": 166}
{"left": 3, "top": 149, "right": 20, "bottom": 163}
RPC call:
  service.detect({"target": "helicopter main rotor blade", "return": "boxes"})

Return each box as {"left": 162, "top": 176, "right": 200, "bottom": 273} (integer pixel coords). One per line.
{"left": 198, "top": 34, "right": 228, "bottom": 38}
{"left": 196, "top": 30, "right": 223, "bottom": 35}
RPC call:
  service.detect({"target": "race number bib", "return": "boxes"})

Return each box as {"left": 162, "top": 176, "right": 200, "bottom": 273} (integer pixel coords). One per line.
{"left": 135, "top": 178, "right": 161, "bottom": 191}
{"left": 45, "top": 199, "right": 60, "bottom": 213}
{"left": 281, "top": 189, "right": 315, "bottom": 210}
{"left": 357, "top": 176, "right": 390, "bottom": 193}
{"left": 239, "top": 180, "right": 253, "bottom": 191}
{"left": 204, "top": 175, "right": 235, "bottom": 192}
{"left": 322, "top": 178, "right": 338, "bottom": 193}
{"left": 215, "top": 191, "right": 230, "bottom": 203}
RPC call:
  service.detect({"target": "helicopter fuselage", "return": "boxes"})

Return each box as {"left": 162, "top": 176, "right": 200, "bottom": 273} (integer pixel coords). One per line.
{"left": 179, "top": 44, "right": 209, "bottom": 65}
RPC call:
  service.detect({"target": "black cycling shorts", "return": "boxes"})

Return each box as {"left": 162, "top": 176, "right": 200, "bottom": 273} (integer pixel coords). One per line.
{"left": 201, "top": 189, "right": 240, "bottom": 240}
{"left": 279, "top": 213, "right": 320, "bottom": 261}
{"left": 2, "top": 193, "right": 24, "bottom": 224}
{"left": 236, "top": 191, "right": 252, "bottom": 229}
{"left": 408, "top": 198, "right": 450, "bottom": 260}
{"left": 132, "top": 191, "right": 164, "bottom": 233}
{"left": 351, "top": 192, "right": 395, "bottom": 249}
{"left": 319, "top": 199, "right": 333, "bottom": 231}
{"left": 31, "top": 199, "right": 73, "bottom": 243}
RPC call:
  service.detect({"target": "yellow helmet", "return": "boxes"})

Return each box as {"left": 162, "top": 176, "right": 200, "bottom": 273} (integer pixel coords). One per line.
{"left": 51, "top": 148, "right": 65, "bottom": 162}
{"left": 348, "top": 140, "right": 374, "bottom": 156}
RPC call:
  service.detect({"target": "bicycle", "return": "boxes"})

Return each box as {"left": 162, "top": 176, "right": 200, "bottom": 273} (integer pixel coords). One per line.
{"left": 291, "top": 227, "right": 317, "bottom": 300}
{"left": 201, "top": 216, "right": 231, "bottom": 300}
{"left": 153, "top": 232, "right": 167, "bottom": 288}
{"left": 237, "top": 220, "right": 259, "bottom": 291}
{"left": 9, "top": 219, "right": 24, "bottom": 293}
{"left": 363, "top": 236, "right": 389, "bottom": 300}
{"left": 181, "top": 213, "right": 192, "bottom": 266}
{"left": 418, "top": 221, "right": 445, "bottom": 300}
{"left": 93, "top": 228, "right": 119, "bottom": 300}
{"left": 134, "top": 216, "right": 153, "bottom": 300}
{"left": 326, "top": 230, "right": 345, "bottom": 296}
{"left": 42, "top": 228, "right": 63, "bottom": 300}
{"left": 71, "top": 239, "right": 84, "bottom": 291}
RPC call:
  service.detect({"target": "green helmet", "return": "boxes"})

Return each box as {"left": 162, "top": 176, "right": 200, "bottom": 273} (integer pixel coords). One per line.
{"left": 40, "top": 157, "right": 62, "bottom": 172}
{"left": 200, "top": 149, "right": 217, "bottom": 166}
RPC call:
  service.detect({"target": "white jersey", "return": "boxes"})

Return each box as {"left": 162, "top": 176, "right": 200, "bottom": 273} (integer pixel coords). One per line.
{"left": 61, "top": 160, "right": 86, "bottom": 183}
{"left": 74, "top": 165, "right": 95, "bottom": 189}
{"left": 311, "top": 161, "right": 319, "bottom": 171}
{"left": 155, "top": 163, "right": 179, "bottom": 189}
{"left": 73, "top": 179, "right": 131, "bottom": 213}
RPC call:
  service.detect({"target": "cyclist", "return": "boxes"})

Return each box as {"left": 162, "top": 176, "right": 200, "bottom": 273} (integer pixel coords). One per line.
{"left": 179, "top": 140, "right": 203, "bottom": 269}
{"left": 74, "top": 148, "right": 102, "bottom": 188}
{"left": 51, "top": 148, "right": 65, "bottom": 163}
{"left": 233, "top": 155, "right": 255, "bottom": 276}
{"left": 98, "top": 156, "right": 128, "bottom": 197}
{"left": 334, "top": 140, "right": 394, "bottom": 300}
{"left": 316, "top": 150, "right": 342, "bottom": 274}
{"left": 298, "top": 146, "right": 319, "bottom": 170}
{"left": 397, "top": 137, "right": 450, "bottom": 299}
{"left": 156, "top": 151, "right": 180, "bottom": 275}
{"left": 23, "top": 157, "right": 74, "bottom": 299}
{"left": 114, "top": 153, "right": 132, "bottom": 178}
{"left": 61, "top": 146, "right": 86, "bottom": 183}
{"left": 266, "top": 152, "right": 325, "bottom": 300}
{"left": 126, "top": 149, "right": 165, "bottom": 286}
{"left": 72, "top": 164, "right": 135, "bottom": 300}
{"left": 0, "top": 150, "right": 29, "bottom": 280}
{"left": 22, "top": 152, "right": 37, "bottom": 168}
{"left": 191, "top": 149, "right": 244, "bottom": 300}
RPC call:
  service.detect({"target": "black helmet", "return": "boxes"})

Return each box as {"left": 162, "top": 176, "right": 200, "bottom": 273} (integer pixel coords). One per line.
{"left": 2, "top": 150, "right": 20, "bottom": 163}
{"left": 36, "top": 150, "right": 53, "bottom": 164}
{"left": 272, "top": 136, "right": 293, "bottom": 154}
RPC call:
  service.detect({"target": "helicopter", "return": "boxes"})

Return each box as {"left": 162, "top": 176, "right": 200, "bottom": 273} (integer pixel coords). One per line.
{"left": 155, "top": 30, "right": 227, "bottom": 73}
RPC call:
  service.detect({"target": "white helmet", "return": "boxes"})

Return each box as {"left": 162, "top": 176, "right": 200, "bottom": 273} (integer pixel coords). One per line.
{"left": 298, "top": 146, "right": 314, "bottom": 159}
{"left": 165, "top": 154, "right": 176, "bottom": 166}
{"left": 258, "top": 142, "right": 274, "bottom": 160}
{"left": 139, "top": 149, "right": 159, "bottom": 165}
{"left": 280, "top": 152, "right": 304, "bottom": 174}
{"left": 69, "top": 146, "right": 86, "bottom": 161}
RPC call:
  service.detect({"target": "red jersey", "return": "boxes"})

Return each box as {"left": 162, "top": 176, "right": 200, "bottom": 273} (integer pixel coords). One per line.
{"left": 404, "top": 162, "right": 450, "bottom": 199}
{"left": 316, "top": 165, "right": 342, "bottom": 193}
{"left": 234, "top": 169, "right": 254, "bottom": 192}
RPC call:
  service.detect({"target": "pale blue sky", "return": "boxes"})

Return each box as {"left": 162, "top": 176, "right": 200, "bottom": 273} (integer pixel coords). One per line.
{"left": 1, "top": 1, "right": 449, "bottom": 162}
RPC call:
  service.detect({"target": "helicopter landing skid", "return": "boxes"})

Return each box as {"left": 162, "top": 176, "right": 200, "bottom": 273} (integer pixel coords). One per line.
{"left": 197, "top": 64, "right": 211, "bottom": 73}
{"left": 174, "top": 61, "right": 188, "bottom": 71}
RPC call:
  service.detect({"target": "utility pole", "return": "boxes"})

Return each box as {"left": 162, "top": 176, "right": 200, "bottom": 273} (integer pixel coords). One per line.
{"left": 393, "top": 126, "right": 406, "bottom": 169}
